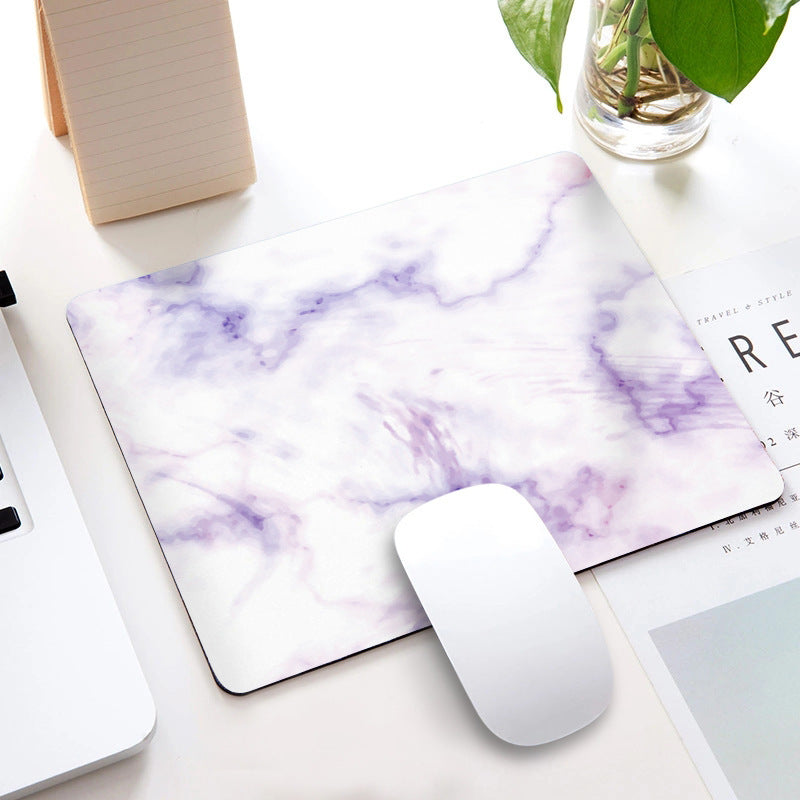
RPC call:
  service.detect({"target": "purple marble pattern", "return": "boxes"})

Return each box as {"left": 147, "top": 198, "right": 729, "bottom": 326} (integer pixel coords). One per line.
{"left": 67, "top": 154, "right": 781, "bottom": 693}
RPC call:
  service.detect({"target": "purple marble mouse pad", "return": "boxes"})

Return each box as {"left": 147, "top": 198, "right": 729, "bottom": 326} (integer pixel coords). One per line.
{"left": 67, "top": 153, "right": 782, "bottom": 693}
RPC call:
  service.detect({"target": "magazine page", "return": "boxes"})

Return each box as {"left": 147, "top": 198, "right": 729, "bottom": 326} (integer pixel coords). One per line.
{"left": 594, "top": 241, "right": 800, "bottom": 800}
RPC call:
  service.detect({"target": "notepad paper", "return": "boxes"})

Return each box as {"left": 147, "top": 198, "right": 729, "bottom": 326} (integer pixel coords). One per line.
{"left": 38, "top": 0, "right": 256, "bottom": 223}
{"left": 67, "top": 155, "right": 781, "bottom": 693}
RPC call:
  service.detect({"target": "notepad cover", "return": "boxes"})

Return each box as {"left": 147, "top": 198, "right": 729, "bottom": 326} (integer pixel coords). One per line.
{"left": 67, "top": 154, "right": 782, "bottom": 693}
{"left": 39, "top": 0, "right": 256, "bottom": 223}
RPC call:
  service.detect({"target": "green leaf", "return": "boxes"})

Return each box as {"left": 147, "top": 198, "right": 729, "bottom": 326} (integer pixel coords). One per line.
{"left": 498, "top": 0, "right": 576, "bottom": 113}
{"left": 756, "top": 0, "right": 799, "bottom": 31}
{"left": 648, "top": 0, "right": 789, "bottom": 102}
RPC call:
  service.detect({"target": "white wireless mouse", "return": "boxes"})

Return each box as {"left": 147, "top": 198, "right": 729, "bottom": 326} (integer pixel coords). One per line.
{"left": 394, "top": 483, "right": 613, "bottom": 746}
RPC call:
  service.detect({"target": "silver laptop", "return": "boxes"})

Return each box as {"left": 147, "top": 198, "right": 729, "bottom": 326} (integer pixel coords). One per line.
{"left": 0, "top": 276, "right": 155, "bottom": 799}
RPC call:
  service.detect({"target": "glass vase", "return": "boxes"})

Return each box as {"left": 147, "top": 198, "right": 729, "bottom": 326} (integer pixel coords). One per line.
{"left": 575, "top": 0, "right": 712, "bottom": 160}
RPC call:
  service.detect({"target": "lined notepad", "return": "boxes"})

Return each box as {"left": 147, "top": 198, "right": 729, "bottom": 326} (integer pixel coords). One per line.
{"left": 37, "top": 0, "right": 256, "bottom": 224}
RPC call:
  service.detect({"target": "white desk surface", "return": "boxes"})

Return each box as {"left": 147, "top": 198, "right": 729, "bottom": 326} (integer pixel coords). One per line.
{"left": 1, "top": 2, "right": 798, "bottom": 798}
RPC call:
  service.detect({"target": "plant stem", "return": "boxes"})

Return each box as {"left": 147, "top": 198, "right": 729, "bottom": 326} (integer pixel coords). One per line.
{"left": 618, "top": 33, "right": 641, "bottom": 116}
{"left": 607, "top": 1, "right": 632, "bottom": 54}
{"left": 599, "top": 41, "right": 628, "bottom": 71}
{"left": 626, "top": 0, "right": 647, "bottom": 34}
{"left": 614, "top": 0, "right": 646, "bottom": 116}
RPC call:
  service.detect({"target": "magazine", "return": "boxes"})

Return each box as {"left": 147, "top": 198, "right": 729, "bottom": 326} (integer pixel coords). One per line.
{"left": 594, "top": 240, "right": 800, "bottom": 800}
